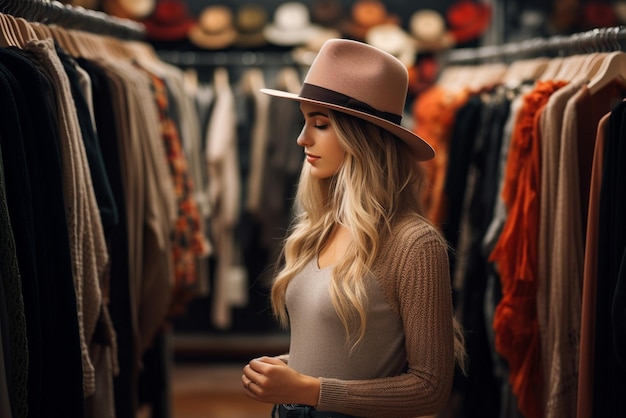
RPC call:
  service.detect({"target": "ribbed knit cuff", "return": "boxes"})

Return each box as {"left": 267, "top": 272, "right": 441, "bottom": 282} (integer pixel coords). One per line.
{"left": 316, "top": 378, "right": 349, "bottom": 411}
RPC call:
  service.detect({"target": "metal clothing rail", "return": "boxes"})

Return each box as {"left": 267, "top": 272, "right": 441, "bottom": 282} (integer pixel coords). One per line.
{"left": 0, "top": 0, "right": 145, "bottom": 40}
{"left": 158, "top": 49, "right": 300, "bottom": 68}
{"left": 446, "top": 26, "right": 626, "bottom": 64}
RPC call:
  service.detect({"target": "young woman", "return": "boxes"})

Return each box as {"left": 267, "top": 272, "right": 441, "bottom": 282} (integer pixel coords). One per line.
{"left": 242, "top": 38, "right": 466, "bottom": 418}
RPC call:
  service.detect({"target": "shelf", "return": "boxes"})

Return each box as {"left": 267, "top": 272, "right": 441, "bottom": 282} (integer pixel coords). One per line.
{"left": 173, "top": 332, "right": 290, "bottom": 361}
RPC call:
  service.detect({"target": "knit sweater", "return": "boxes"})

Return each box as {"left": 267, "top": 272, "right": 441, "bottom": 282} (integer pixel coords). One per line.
{"left": 285, "top": 214, "right": 455, "bottom": 417}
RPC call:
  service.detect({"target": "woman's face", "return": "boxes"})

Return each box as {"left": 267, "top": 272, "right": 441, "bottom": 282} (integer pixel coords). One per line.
{"left": 297, "top": 102, "right": 346, "bottom": 179}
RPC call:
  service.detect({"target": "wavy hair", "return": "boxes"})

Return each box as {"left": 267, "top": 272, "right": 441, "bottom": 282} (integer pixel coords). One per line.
{"left": 270, "top": 110, "right": 466, "bottom": 370}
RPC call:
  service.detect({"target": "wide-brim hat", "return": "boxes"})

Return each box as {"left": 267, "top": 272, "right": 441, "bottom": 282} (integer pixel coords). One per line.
{"left": 365, "top": 23, "right": 417, "bottom": 68}
{"left": 446, "top": 0, "right": 492, "bottom": 44}
{"left": 260, "top": 39, "right": 435, "bottom": 161}
{"left": 142, "top": 0, "right": 195, "bottom": 41}
{"left": 234, "top": 4, "right": 268, "bottom": 48}
{"left": 188, "top": 5, "right": 238, "bottom": 50}
{"left": 311, "top": 0, "right": 345, "bottom": 27}
{"left": 409, "top": 9, "right": 457, "bottom": 52}
{"left": 103, "top": 0, "right": 155, "bottom": 20}
{"left": 264, "top": 2, "right": 322, "bottom": 46}
{"left": 342, "top": 0, "right": 399, "bottom": 41}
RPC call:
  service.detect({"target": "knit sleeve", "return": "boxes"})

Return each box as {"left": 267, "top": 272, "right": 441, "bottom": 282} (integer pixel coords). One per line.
{"left": 316, "top": 219, "right": 455, "bottom": 417}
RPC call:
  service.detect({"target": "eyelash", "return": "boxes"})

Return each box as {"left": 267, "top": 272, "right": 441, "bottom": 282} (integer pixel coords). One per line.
{"left": 314, "top": 123, "right": 328, "bottom": 130}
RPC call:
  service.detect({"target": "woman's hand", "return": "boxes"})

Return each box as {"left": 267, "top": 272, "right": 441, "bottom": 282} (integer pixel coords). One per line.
{"left": 242, "top": 356, "right": 320, "bottom": 406}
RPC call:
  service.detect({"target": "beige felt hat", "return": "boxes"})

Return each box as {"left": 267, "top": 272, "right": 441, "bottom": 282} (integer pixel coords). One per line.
{"left": 366, "top": 23, "right": 416, "bottom": 68}
{"left": 261, "top": 39, "right": 434, "bottom": 161}
{"left": 188, "top": 5, "right": 238, "bottom": 50}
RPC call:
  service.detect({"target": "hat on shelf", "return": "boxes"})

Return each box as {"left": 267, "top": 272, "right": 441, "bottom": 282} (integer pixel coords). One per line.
{"left": 188, "top": 5, "right": 238, "bottom": 50}
{"left": 234, "top": 4, "right": 269, "bottom": 48}
{"left": 103, "top": 0, "right": 155, "bottom": 20}
{"left": 311, "top": 0, "right": 345, "bottom": 28}
{"left": 261, "top": 38, "right": 435, "bottom": 161}
{"left": 547, "top": 0, "right": 582, "bottom": 33}
{"left": 409, "top": 9, "right": 457, "bottom": 51}
{"left": 583, "top": 1, "right": 618, "bottom": 29}
{"left": 365, "top": 23, "right": 416, "bottom": 68}
{"left": 141, "top": 0, "right": 195, "bottom": 41}
{"left": 291, "top": 26, "right": 342, "bottom": 66}
{"left": 264, "top": 2, "right": 324, "bottom": 47}
{"left": 614, "top": 1, "right": 626, "bottom": 24}
{"left": 446, "top": 0, "right": 492, "bottom": 44}
{"left": 69, "top": 0, "right": 100, "bottom": 10}
{"left": 342, "top": 0, "right": 399, "bottom": 41}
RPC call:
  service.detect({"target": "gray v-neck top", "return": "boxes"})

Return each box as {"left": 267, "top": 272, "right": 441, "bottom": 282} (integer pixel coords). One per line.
{"left": 286, "top": 259, "right": 406, "bottom": 380}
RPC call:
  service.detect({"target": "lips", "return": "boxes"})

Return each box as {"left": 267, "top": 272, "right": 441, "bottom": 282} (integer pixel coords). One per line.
{"left": 306, "top": 153, "right": 320, "bottom": 163}
{"left": 305, "top": 152, "right": 320, "bottom": 163}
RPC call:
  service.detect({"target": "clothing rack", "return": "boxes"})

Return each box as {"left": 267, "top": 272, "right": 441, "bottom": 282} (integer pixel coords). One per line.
{"left": 0, "top": 0, "right": 145, "bottom": 39}
{"left": 446, "top": 26, "right": 626, "bottom": 64}
{"left": 158, "top": 49, "right": 301, "bottom": 68}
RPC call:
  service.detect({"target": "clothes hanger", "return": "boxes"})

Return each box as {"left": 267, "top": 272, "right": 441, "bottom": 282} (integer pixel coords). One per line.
{"left": 562, "top": 52, "right": 598, "bottom": 82}
{"left": 579, "top": 52, "right": 608, "bottom": 82}
{"left": 127, "top": 40, "right": 159, "bottom": 63}
{"left": 539, "top": 56, "right": 565, "bottom": 81}
{"left": 587, "top": 50, "right": 626, "bottom": 95}
{"left": 2, "top": 12, "right": 28, "bottom": 47}
{"left": 14, "top": 16, "right": 40, "bottom": 43}
{"left": 30, "top": 20, "right": 53, "bottom": 40}
{"left": 0, "top": 14, "right": 20, "bottom": 47}
{"left": 437, "top": 64, "right": 477, "bottom": 93}
{"left": 553, "top": 53, "right": 585, "bottom": 81}
{"left": 502, "top": 57, "right": 549, "bottom": 88}
{"left": 524, "top": 57, "right": 550, "bottom": 81}
{"left": 48, "top": 23, "right": 80, "bottom": 56}
{"left": 471, "top": 62, "right": 507, "bottom": 91}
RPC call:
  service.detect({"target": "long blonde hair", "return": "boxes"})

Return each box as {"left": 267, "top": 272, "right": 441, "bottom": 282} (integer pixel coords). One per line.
{"left": 271, "top": 110, "right": 466, "bottom": 369}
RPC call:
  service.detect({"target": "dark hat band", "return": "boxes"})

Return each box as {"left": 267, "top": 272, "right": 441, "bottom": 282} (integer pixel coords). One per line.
{"left": 300, "top": 83, "right": 402, "bottom": 125}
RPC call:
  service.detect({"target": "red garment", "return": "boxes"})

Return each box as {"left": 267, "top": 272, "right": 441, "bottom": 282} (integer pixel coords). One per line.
{"left": 490, "top": 80, "right": 567, "bottom": 418}
{"left": 412, "top": 85, "right": 469, "bottom": 227}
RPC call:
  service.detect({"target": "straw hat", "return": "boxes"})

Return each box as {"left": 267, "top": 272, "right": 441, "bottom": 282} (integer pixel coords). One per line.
{"left": 188, "top": 5, "right": 238, "bottom": 50}
{"left": 261, "top": 39, "right": 435, "bottom": 161}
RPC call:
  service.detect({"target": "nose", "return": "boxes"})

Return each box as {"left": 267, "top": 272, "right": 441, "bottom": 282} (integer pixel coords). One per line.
{"left": 296, "top": 126, "right": 309, "bottom": 147}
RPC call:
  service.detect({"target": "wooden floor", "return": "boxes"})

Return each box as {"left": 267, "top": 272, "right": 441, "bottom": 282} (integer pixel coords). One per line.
{"left": 171, "top": 361, "right": 273, "bottom": 418}
{"left": 167, "top": 332, "right": 289, "bottom": 418}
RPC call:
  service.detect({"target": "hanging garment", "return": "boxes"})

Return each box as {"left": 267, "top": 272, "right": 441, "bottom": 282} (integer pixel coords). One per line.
{"left": 592, "top": 99, "right": 626, "bottom": 418}
{"left": 535, "top": 80, "right": 585, "bottom": 418}
{"left": 577, "top": 110, "right": 611, "bottom": 418}
{"left": 0, "top": 45, "right": 86, "bottom": 418}
{"left": 490, "top": 79, "right": 568, "bottom": 418}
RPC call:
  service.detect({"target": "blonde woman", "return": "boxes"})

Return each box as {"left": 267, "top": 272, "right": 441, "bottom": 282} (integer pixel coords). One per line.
{"left": 242, "top": 39, "right": 466, "bottom": 418}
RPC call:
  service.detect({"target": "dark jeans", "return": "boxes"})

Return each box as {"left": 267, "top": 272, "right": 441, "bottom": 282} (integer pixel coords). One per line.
{"left": 273, "top": 404, "right": 355, "bottom": 418}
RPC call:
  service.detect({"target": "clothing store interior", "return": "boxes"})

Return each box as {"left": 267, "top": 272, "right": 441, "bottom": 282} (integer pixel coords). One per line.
{"left": 1, "top": 0, "right": 625, "bottom": 417}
